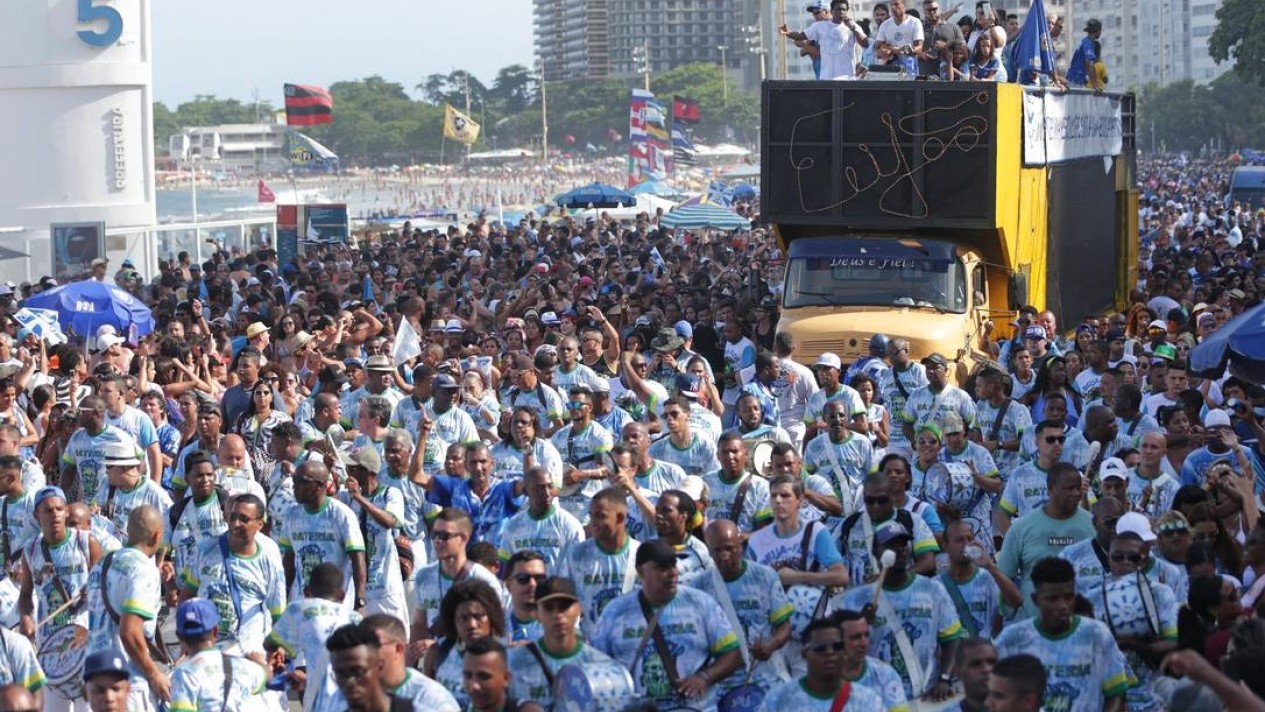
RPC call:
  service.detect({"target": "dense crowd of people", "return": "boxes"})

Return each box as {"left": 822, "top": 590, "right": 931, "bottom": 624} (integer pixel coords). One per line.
{"left": 0, "top": 154, "right": 1258, "bottom": 711}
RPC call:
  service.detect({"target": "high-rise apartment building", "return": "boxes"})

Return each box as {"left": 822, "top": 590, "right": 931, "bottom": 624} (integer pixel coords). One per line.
{"left": 533, "top": 0, "right": 611, "bottom": 81}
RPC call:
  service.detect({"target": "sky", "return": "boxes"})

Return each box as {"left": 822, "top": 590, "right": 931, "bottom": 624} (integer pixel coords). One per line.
{"left": 152, "top": 0, "right": 534, "bottom": 106}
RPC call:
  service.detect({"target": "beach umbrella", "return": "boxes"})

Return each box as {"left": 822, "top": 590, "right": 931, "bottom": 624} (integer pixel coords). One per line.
{"left": 11, "top": 308, "right": 66, "bottom": 345}
{"left": 628, "top": 180, "right": 685, "bottom": 198}
{"left": 1189, "top": 302, "right": 1265, "bottom": 382}
{"left": 22, "top": 280, "right": 154, "bottom": 343}
{"left": 659, "top": 203, "right": 751, "bottom": 231}
{"left": 731, "top": 183, "right": 759, "bottom": 201}
{"left": 554, "top": 182, "right": 635, "bottom": 209}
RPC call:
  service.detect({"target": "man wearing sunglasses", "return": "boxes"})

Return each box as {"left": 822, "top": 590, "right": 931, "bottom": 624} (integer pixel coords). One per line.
{"left": 178, "top": 493, "right": 284, "bottom": 657}
{"left": 997, "top": 420, "right": 1068, "bottom": 532}
{"left": 763, "top": 618, "right": 886, "bottom": 711}
{"left": 1057, "top": 495, "right": 1125, "bottom": 596}
{"left": 1082, "top": 530, "right": 1178, "bottom": 712}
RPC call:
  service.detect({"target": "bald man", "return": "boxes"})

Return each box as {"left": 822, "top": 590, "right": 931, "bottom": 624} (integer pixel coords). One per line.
{"left": 215, "top": 434, "right": 266, "bottom": 499}
{"left": 87, "top": 505, "right": 170, "bottom": 710}
{"left": 704, "top": 519, "right": 794, "bottom": 687}
{"left": 0, "top": 683, "right": 37, "bottom": 712}
{"left": 1127, "top": 431, "right": 1179, "bottom": 518}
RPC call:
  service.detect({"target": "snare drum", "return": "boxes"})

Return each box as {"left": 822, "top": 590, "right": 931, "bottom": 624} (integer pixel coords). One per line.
{"left": 0, "top": 576, "right": 19, "bottom": 628}
{"left": 718, "top": 682, "right": 765, "bottom": 712}
{"left": 37, "top": 625, "right": 86, "bottom": 701}
{"left": 553, "top": 660, "right": 636, "bottom": 712}
{"left": 1098, "top": 574, "right": 1158, "bottom": 639}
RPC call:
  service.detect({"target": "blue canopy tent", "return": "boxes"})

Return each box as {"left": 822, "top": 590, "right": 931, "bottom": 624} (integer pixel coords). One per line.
{"left": 23, "top": 280, "right": 154, "bottom": 344}
{"left": 555, "top": 182, "right": 635, "bottom": 209}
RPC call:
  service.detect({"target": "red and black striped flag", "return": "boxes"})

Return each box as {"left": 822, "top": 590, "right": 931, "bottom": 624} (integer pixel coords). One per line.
{"left": 673, "top": 95, "right": 700, "bottom": 124}
{"left": 284, "top": 84, "right": 333, "bottom": 126}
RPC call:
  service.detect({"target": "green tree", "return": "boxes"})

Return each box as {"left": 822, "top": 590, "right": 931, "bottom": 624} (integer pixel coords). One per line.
{"left": 1209, "top": 0, "right": 1265, "bottom": 85}
{"left": 418, "top": 70, "right": 487, "bottom": 110}
{"left": 489, "top": 64, "right": 536, "bottom": 114}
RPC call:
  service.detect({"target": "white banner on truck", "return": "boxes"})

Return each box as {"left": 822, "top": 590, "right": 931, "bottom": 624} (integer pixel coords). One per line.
{"left": 1023, "top": 90, "right": 1123, "bottom": 166}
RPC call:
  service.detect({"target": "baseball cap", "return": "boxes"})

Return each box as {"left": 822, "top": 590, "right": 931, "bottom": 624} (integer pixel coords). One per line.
{"left": 807, "top": 1, "right": 828, "bottom": 10}
{"left": 245, "top": 322, "right": 269, "bottom": 339}
{"left": 1147, "top": 319, "right": 1168, "bottom": 331}
{"left": 175, "top": 598, "right": 221, "bottom": 637}
{"left": 1099, "top": 457, "right": 1128, "bottom": 482}
{"left": 1084, "top": 18, "right": 1102, "bottom": 31}
{"left": 339, "top": 446, "right": 382, "bottom": 472}
{"left": 432, "top": 373, "right": 460, "bottom": 390}
{"left": 814, "top": 353, "right": 842, "bottom": 370}
{"left": 1116, "top": 511, "right": 1156, "bottom": 543}
{"left": 366, "top": 355, "right": 393, "bottom": 372}
{"left": 921, "top": 352, "right": 949, "bottom": 368}
{"left": 90, "top": 257, "right": 109, "bottom": 268}
{"left": 344, "top": 357, "right": 366, "bottom": 371}
{"left": 874, "top": 519, "right": 912, "bottom": 546}
{"left": 1105, "top": 327, "right": 1126, "bottom": 341}
{"left": 534, "top": 577, "right": 580, "bottom": 605}
{"left": 97, "top": 333, "right": 125, "bottom": 350}
{"left": 318, "top": 364, "right": 350, "bottom": 386}
{"left": 83, "top": 648, "right": 129, "bottom": 682}
{"left": 941, "top": 412, "right": 966, "bottom": 435}
{"left": 674, "top": 320, "right": 694, "bottom": 340}
{"left": 674, "top": 373, "right": 702, "bottom": 399}
{"left": 636, "top": 539, "right": 679, "bottom": 568}
{"left": 1204, "top": 409, "right": 1232, "bottom": 429}
{"left": 1023, "top": 325, "right": 1047, "bottom": 340}
{"left": 33, "top": 486, "right": 66, "bottom": 510}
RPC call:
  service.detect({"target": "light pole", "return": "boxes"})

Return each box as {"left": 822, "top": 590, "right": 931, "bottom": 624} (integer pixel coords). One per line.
{"left": 632, "top": 43, "right": 650, "bottom": 91}
{"left": 535, "top": 62, "right": 549, "bottom": 166}
{"left": 718, "top": 45, "right": 729, "bottom": 102}
{"left": 743, "top": 25, "right": 767, "bottom": 82}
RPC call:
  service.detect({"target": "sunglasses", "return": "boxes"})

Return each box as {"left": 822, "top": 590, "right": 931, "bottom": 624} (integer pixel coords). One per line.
{"left": 566, "top": 401, "right": 590, "bottom": 410}
{"left": 807, "top": 641, "right": 846, "bottom": 654}
{"left": 864, "top": 496, "right": 891, "bottom": 507}
{"left": 1044, "top": 435, "right": 1066, "bottom": 444}
{"left": 513, "top": 573, "right": 548, "bottom": 586}
{"left": 1109, "top": 551, "right": 1143, "bottom": 564}
{"left": 432, "top": 530, "right": 465, "bottom": 543}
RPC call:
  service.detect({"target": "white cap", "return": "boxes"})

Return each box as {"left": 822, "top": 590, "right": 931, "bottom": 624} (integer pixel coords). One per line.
{"left": 97, "top": 333, "right": 125, "bottom": 350}
{"left": 444, "top": 319, "right": 465, "bottom": 334}
{"left": 1099, "top": 457, "right": 1128, "bottom": 481}
{"left": 814, "top": 353, "right": 842, "bottom": 370}
{"left": 681, "top": 475, "right": 707, "bottom": 503}
{"left": 1117, "top": 511, "right": 1156, "bottom": 543}
{"left": 1204, "top": 409, "right": 1232, "bottom": 429}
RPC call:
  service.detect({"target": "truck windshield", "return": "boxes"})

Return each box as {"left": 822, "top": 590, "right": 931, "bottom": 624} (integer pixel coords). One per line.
{"left": 1230, "top": 187, "right": 1265, "bottom": 212}
{"left": 783, "top": 241, "right": 967, "bottom": 313}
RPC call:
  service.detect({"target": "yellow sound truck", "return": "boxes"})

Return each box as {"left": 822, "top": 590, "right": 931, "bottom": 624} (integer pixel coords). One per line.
{"left": 763, "top": 82, "right": 1138, "bottom": 381}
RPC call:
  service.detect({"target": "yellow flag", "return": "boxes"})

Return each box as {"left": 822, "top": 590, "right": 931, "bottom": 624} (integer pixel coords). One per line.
{"left": 443, "top": 104, "right": 480, "bottom": 145}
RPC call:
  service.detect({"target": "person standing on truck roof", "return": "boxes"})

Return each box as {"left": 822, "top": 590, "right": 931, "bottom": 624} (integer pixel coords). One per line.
{"left": 1066, "top": 19, "right": 1104, "bottom": 91}
{"left": 917, "top": 0, "right": 964, "bottom": 77}
{"left": 879, "top": 339, "right": 927, "bottom": 456}
{"left": 901, "top": 353, "right": 976, "bottom": 446}
{"left": 780, "top": 0, "right": 870, "bottom": 81}
{"left": 874, "top": 0, "right": 924, "bottom": 75}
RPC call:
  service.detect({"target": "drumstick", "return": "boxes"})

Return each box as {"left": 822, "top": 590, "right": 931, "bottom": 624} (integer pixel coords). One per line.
{"left": 37, "top": 594, "right": 83, "bottom": 628}
{"left": 870, "top": 550, "right": 897, "bottom": 609}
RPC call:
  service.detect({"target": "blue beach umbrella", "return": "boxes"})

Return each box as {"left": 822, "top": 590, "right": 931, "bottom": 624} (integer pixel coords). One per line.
{"left": 22, "top": 280, "right": 154, "bottom": 343}
{"left": 1189, "top": 302, "right": 1265, "bottom": 383}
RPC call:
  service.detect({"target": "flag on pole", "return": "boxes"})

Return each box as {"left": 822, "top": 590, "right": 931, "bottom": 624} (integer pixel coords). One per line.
{"left": 1012, "top": 0, "right": 1057, "bottom": 85}
{"left": 392, "top": 316, "right": 422, "bottom": 366}
{"left": 673, "top": 96, "right": 701, "bottom": 124}
{"left": 283, "top": 84, "right": 333, "bottom": 126}
{"left": 443, "top": 104, "right": 481, "bottom": 145}
{"left": 257, "top": 180, "right": 276, "bottom": 203}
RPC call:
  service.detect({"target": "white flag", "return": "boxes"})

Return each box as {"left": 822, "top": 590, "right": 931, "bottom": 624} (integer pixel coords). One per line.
{"left": 392, "top": 316, "right": 422, "bottom": 366}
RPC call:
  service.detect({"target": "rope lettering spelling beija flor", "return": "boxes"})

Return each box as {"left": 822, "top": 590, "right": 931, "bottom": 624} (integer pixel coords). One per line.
{"left": 787, "top": 91, "right": 991, "bottom": 218}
